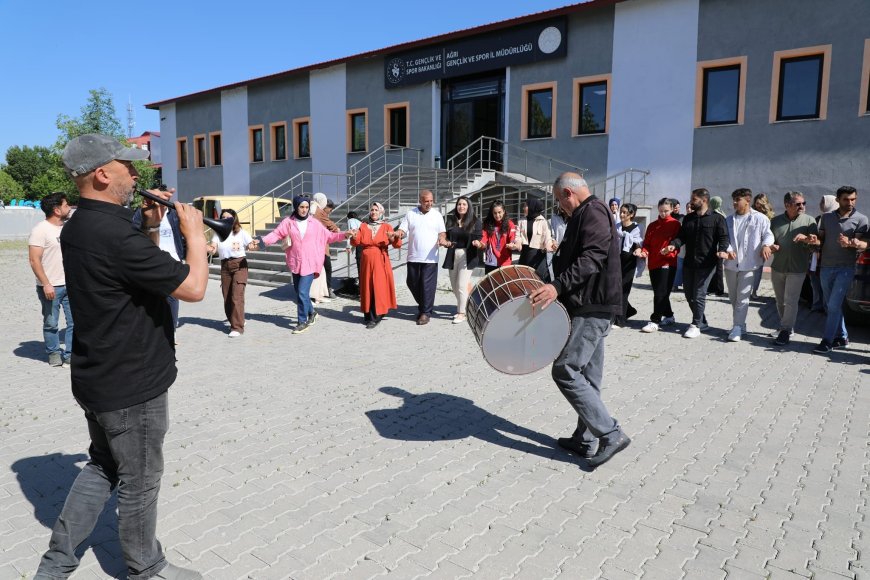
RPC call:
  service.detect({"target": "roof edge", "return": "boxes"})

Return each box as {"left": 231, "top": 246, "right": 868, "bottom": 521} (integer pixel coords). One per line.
{"left": 145, "top": 0, "right": 622, "bottom": 110}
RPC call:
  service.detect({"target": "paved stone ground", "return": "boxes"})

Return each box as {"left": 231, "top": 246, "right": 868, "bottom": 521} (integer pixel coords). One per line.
{"left": 1, "top": 240, "right": 868, "bottom": 579}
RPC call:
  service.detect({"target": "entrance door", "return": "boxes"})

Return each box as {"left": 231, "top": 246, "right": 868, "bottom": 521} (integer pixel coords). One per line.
{"left": 441, "top": 74, "right": 504, "bottom": 169}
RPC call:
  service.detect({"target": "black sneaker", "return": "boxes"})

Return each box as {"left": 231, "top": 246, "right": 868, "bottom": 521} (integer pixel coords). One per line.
{"left": 587, "top": 433, "right": 631, "bottom": 468}
{"left": 774, "top": 330, "right": 791, "bottom": 346}
{"left": 292, "top": 322, "right": 310, "bottom": 335}
{"left": 813, "top": 340, "right": 832, "bottom": 354}
{"left": 308, "top": 310, "right": 318, "bottom": 326}
{"left": 832, "top": 337, "right": 849, "bottom": 350}
{"left": 557, "top": 437, "right": 597, "bottom": 458}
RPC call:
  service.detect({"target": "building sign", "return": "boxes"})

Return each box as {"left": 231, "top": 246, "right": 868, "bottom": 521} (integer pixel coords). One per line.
{"left": 385, "top": 17, "right": 567, "bottom": 88}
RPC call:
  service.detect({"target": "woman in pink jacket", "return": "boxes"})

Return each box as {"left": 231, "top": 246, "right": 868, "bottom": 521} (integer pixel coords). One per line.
{"left": 258, "top": 195, "right": 351, "bottom": 334}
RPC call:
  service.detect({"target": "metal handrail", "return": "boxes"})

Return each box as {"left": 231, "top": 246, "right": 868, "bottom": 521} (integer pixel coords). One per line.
{"left": 445, "top": 136, "right": 587, "bottom": 194}
{"left": 588, "top": 168, "right": 651, "bottom": 206}
{"left": 349, "top": 145, "right": 423, "bottom": 198}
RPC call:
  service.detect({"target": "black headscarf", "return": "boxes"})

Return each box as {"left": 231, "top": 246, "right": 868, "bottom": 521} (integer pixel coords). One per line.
{"left": 525, "top": 196, "right": 543, "bottom": 242}
{"left": 292, "top": 195, "right": 310, "bottom": 221}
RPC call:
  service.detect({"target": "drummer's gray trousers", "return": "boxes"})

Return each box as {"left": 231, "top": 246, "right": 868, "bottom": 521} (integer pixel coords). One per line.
{"left": 552, "top": 315, "right": 620, "bottom": 444}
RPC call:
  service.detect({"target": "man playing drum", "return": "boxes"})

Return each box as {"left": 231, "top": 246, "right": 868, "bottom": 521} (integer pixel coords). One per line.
{"left": 528, "top": 172, "right": 631, "bottom": 468}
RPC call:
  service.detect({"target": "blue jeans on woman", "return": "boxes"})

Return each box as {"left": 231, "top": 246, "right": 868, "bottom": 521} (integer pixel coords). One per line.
{"left": 36, "top": 392, "right": 169, "bottom": 579}
{"left": 37, "top": 285, "right": 73, "bottom": 361}
{"left": 820, "top": 266, "right": 855, "bottom": 342}
{"left": 292, "top": 273, "right": 315, "bottom": 324}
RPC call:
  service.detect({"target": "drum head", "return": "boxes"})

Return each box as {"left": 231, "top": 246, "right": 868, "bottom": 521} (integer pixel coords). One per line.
{"left": 480, "top": 296, "right": 570, "bottom": 375}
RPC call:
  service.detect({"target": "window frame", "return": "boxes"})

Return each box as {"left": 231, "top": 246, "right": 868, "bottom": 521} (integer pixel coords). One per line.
{"left": 249, "top": 125, "right": 264, "bottom": 163}
{"left": 384, "top": 102, "right": 410, "bottom": 148}
{"left": 694, "top": 57, "right": 747, "bottom": 128}
{"left": 193, "top": 134, "right": 207, "bottom": 168}
{"left": 270, "top": 122, "right": 288, "bottom": 161}
{"left": 176, "top": 137, "right": 188, "bottom": 170}
{"left": 293, "top": 117, "right": 311, "bottom": 159}
{"left": 346, "top": 108, "right": 368, "bottom": 154}
{"left": 860, "top": 39, "right": 870, "bottom": 116}
{"left": 209, "top": 131, "right": 222, "bottom": 167}
{"left": 521, "top": 82, "right": 557, "bottom": 140}
{"left": 572, "top": 74, "right": 611, "bottom": 136}
{"left": 769, "top": 44, "right": 831, "bottom": 123}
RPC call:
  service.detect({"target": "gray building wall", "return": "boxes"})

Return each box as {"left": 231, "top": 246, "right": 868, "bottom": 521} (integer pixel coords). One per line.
{"left": 248, "top": 75, "right": 312, "bottom": 195}
{"left": 346, "top": 57, "right": 434, "bottom": 167}
{"left": 692, "top": 0, "right": 870, "bottom": 211}
{"left": 506, "top": 6, "right": 615, "bottom": 184}
{"left": 175, "top": 94, "right": 222, "bottom": 202}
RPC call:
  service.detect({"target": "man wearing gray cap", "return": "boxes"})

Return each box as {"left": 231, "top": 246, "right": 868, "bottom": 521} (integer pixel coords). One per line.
{"left": 34, "top": 134, "right": 207, "bottom": 580}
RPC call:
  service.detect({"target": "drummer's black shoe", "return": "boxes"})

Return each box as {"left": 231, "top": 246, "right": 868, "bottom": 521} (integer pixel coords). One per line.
{"left": 586, "top": 432, "right": 631, "bottom": 468}
{"left": 557, "top": 437, "right": 597, "bottom": 458}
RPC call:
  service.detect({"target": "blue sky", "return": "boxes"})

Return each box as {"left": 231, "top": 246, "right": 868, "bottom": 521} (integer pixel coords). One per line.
{"left": 0, "top": 0, "right": 576, "bottom": 159}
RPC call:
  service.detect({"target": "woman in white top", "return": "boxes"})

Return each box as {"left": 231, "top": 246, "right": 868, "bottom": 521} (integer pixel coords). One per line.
{"left": 517, "top": 196, "right": 552, "bottom": 282}
{"left": 614, "top": 203, "right": 643, "bottom": 327}
{"left": 206, "top": 209, "right": 258, "bottom": 337}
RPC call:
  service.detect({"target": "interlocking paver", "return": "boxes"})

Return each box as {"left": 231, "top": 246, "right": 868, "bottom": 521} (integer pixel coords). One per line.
{"left": 2, "top": 243, "right": 868, "bottom": 579}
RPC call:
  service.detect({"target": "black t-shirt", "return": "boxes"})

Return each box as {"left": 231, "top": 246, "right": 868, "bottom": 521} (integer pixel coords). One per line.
{"left": 60, "top": 198, "right": 190, "bottom": 412}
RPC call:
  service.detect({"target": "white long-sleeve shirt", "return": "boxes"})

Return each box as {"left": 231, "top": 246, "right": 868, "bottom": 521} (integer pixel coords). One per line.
{"left": 724, "top": 209, "right": 774, "bottom": 272}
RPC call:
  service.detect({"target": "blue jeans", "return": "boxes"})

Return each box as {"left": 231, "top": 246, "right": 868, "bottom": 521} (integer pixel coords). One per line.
{"left": 36, "top": 392, "right": 169, "bottom": 580}
{"left": 820, "top": 266, "right": 854, "bottom": 342}
{"left": 673, "top": 256, "right": 684, "bottom": 288}
{"left": 552, "top": 315, "right": 620, "bottom": 445}
{"left": 292, "top": 273, "right": 315, "bottom": 324}
{"left": 37, "top": 285, "right": 73, "bottom": 359}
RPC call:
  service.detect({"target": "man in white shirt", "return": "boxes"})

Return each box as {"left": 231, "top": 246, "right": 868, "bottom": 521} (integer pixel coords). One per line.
{"left": 721, "top": 188, "right": 774, "bottom": 342}
{"left": 393, "top": 190, "right": 447, "bottom": 325}
{"left": 28, "top": 192, "right": 74, "bottom": 367}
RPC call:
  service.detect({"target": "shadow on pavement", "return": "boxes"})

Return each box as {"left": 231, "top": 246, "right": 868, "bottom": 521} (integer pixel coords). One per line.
{"left": 11, "top": 453, "right": 124, "bottom": 577}
{"left": 367, "top": 386, "right": 592, "bottom": 471}
{"left": 14, "top": 340, "right": 47, "bottom": 362}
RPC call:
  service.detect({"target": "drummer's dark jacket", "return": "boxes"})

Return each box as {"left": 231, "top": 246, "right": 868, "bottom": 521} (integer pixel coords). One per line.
{"left": 551, "top": 195, "right": 622, "bottom": 318}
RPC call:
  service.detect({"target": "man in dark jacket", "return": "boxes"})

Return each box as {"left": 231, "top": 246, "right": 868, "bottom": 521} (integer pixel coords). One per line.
{"left": 529, "top": 172, "right": 630, "bottom": 468}
{"left": 664, "top": 188, "right": 729, "bottom": 338}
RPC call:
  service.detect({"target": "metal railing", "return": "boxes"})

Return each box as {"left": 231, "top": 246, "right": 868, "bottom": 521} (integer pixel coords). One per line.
{"left": 445, "top": 136, "right": 587, "bottom": 194}
{"left": 588, "top": 168, "right": 650, "bottom": 207}
{"left": 349, "top": 145, "right": 423, "bottom": 197}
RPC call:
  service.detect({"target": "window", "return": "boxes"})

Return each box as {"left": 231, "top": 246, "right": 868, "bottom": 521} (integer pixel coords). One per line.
{"left": 293, "top": 117, "right": 310, "bottom": 158}
{"left": 521, "top": 82, "right": 556, "bottom": 139}
{"left": 347, "top": 109, "right": 368, "bottom": 153}
{"left": 270, "top": 122, "right": 287, "bottom": 161}
{"left": 210, "top": 132, "right": 222, "bottom": 166}
{"left": 572, "top": 75, "right": 611, "bottom": 135}
{"left": 861, "top": 39, "right": 870, "bottom": 115}
{"left": 695, "top": 57, "right": 746, "bottom": 127}
{"left": 176, "top": 138, "right": 188, "bottom": 170}
{"left": 770, "top": 45, "right": 831, "bottom": 122}
{"left": 384, "top": 102, "right": 409, "bottom": 147}
{"left": 249, "top": 125, "right": 264, "bottom": 162}
{"left": 193, "top": 134, "right": 206, "bottom": 168}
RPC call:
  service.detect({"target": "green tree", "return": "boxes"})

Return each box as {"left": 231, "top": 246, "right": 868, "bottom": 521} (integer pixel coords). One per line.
{"left": 30, "top": 167, "right": 77, "bottom": 204}
{"left": 2, "top": 145, "right": 59, "bottom": 196}
{"left": 0, "top": 170, "right": 25, "bottom": 204}
{"left": 55, "top": 87, "right": 125, "bottom": 150}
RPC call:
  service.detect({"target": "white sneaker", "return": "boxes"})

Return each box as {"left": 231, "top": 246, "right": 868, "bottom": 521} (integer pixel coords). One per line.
{"left": 641, "top": 322, "right": 659, "bottom": 333}
{"left": 727, "top": 326, "right": 742, "bottom": 342}
{"left": 318, "top": 296, "right": 332, "bottom": 303}
{"left": 228, "top": 330, "right": 241, "bottom": 338}
{"left": 611, "top": 323, "right": 622, "bottom": 329}
{"left": 683, "top": 324, "right": 701, "bottom": 339}
{"left": 453, "top": 314, "right": 466, "bottom": 324}
{"left": 660, "top": 316, "right": 675, "bottom": 327}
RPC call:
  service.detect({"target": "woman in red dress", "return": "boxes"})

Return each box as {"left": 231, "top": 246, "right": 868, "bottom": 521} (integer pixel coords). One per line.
{"left": 350, "top": 202, "right": 402, "bottom": 328}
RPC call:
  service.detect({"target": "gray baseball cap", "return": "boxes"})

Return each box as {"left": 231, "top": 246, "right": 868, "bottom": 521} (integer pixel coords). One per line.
{"left": 62, "top": 133, "right": 150, "bottom": 177}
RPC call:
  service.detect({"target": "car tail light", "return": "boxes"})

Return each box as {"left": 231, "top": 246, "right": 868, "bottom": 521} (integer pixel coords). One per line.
{"left": 858, "top": 251, "right": 870, "bottom": 265}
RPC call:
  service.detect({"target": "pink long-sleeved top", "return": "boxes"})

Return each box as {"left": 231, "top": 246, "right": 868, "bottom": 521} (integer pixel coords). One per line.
{"left": 262, "top": 217, "right": 346, "bottom": 276}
